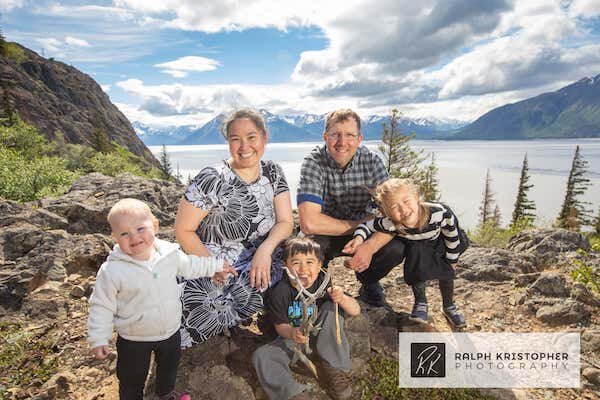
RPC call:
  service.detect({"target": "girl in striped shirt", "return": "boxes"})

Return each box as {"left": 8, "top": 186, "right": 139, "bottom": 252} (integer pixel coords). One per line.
{"left": 343, "top": 178, "right": 466, "bottom": 327}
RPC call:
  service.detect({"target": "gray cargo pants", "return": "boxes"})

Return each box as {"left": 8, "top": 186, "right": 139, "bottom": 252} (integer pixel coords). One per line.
{"left": 252, "top": 301, "right": 351, "bottom": 400}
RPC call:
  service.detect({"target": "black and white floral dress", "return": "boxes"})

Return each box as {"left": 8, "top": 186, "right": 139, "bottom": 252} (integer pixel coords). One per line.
{"left": 180, "top": 160, "right": 289, "bottom": 346}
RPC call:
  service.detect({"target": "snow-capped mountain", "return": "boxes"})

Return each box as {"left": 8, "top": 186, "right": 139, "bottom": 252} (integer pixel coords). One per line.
{"left": 134, "top": 112, "right": 468, "bottom": 145}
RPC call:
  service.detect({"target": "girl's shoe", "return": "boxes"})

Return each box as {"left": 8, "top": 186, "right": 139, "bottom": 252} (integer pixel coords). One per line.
{"left": 443, "top": 305, "right": 466, "bottom": 328}
{"left": 410, "top": 302, "right": 428, "bottom": 321}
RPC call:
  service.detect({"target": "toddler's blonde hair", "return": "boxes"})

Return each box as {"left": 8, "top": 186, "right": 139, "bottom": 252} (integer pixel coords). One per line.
{"left": 107, "top": 198, "right": 156, "bottom": 230}
{"left": 372, "top": 178, "right": 430, "bottom": 231}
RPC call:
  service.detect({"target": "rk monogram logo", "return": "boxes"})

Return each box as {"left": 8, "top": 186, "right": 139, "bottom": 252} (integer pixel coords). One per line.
{"left": 411, "top": 343, "right": 446, "bottom": 378}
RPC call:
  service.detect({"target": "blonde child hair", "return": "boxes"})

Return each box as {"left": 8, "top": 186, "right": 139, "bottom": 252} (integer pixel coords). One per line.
{"left": 372, "top": 178, "right": 430, "bottom": 232}
{"left": 107, "top": 198, "right": 157, "bottom": 228}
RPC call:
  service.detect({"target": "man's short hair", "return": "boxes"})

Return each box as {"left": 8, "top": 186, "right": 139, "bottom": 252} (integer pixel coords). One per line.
{"left": 324, "top": 109, "right": 361, "bottom": 134}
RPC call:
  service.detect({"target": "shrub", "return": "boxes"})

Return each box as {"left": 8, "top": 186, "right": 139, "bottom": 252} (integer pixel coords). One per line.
{"left": 0, "top": 322, "right": 59, "bottom": 396}
{"left": 357, "top": 356, "right": 496, "bottom": 400}
{"left": 0, "top": 119, "right": 49, "bottom": 159}
{"left": 4, "top": 42, "right": 26, "bottom": 63}
{"left": 0, "top": 147, "right": 79, "bottom": 202}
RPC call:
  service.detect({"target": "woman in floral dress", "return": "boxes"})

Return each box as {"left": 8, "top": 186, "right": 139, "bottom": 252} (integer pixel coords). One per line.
{"left": 174, "top": 109, "right": 294, "bottom": 345}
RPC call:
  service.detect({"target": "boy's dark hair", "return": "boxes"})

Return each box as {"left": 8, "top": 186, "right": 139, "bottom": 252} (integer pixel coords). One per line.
{"left": 282, "top": 236, "right": 325, "bottom": 263}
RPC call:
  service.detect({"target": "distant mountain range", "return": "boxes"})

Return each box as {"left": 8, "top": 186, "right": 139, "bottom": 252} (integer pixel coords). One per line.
{"left": 134, "top": 111, "right": 467, "bottom": 145}
{"left": 453, "top": 74, "right": 600, "bottom": 139}
{"left": 135, "top": 73, "right": 600, "bottom": 145}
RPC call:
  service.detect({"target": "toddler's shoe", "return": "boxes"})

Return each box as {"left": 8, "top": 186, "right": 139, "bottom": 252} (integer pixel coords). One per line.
{"left": 410, "top": 302, "right": 429, "bottom": 321}
{"left": 319, "top": 360, "right": 352, "bottom": 400}
{"left": 159, "top": 391, "right": 190, "bottom": 400}
{"left": 443, "top": 305, "right": 466, "bottom": 328}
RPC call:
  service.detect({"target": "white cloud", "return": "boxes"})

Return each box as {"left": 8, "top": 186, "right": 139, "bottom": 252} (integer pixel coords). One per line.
{"left": 154, "top": 56, "right": 221, "bottom": 78}
{"left": 101, "top": 84, "right": 111, "bottom": 92}
{"left": 0, "top": 0, "right": 24, "bottom": 12}
{"left": 36, "top": 37, "right": 62, "bottom": 53}
{"left": 64, "top": 36, "right": 91, "bottom": 47}
{"left": 569, "top": 0, "right": 600, "bottom": 18}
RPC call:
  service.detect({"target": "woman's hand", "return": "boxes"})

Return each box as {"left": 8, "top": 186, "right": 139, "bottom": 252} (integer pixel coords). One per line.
{"left": 249, "top": 247, "right": 272, "bottom": 290}
{"left": 342, "top": 236, "right": 364, "bottom": 255}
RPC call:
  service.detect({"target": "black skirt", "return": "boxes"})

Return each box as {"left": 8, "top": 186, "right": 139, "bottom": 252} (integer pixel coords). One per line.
{"left": 402, "top": 236, "right": 456, "bottom": 285}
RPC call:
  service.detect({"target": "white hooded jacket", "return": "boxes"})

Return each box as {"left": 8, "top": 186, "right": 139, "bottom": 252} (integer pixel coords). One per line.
{"left": 88, "top": 238, "right": 222, "bottom": 348}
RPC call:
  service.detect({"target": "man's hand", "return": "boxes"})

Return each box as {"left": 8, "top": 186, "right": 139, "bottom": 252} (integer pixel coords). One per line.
{"left": 344, "top": 241, "right": 374, "bottom": 272}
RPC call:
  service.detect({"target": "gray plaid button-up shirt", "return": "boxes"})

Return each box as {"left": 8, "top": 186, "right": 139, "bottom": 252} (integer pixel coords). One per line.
{"left": 297, "top": 145, "right": 388, "bottom": 220}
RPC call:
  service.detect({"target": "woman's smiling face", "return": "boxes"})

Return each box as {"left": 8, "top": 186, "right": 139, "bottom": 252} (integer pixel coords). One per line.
{"left": 227, "top": 118, "right": 267, "bottom": 170}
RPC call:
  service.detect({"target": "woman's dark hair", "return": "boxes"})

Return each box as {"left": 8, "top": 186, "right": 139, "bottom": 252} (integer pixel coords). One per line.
{"left": 221, "top": 109, "right": 267, "bottom": 139}
{"left": 282, "top": 236, "right": 324, "bottom": 263}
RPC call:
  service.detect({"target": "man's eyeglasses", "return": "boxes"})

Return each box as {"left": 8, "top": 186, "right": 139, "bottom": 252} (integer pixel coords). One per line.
{"left": 327, "top": 132, "right": 360, "bottom": 141}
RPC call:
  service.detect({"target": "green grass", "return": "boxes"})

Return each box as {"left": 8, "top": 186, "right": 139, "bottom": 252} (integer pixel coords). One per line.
{"left": 357, "top": 356, "right": 497, "bottom": 400}
{"left": 0, "top": 322, "right": 59, "bottom": 400}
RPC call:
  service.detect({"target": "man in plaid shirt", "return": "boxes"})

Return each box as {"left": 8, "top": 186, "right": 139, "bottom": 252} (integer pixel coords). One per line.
{"left": 297, "top": 109, "right": 405, "bottom": 307}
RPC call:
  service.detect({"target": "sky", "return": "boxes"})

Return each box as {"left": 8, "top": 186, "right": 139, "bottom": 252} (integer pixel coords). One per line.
{"left": 2, "top": 0, "right": 600, "bottom": 127}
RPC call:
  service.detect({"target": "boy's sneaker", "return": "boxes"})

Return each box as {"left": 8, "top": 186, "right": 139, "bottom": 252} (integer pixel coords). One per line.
{"left": 318, "top": 361, "right": 352, "bottom": 400}
{"left": 443, "top": 305, "right": 466, "bottom": 328}
{"left": 410, "top": 302, "right": 429, "bottom": 321}
{"left": 358, "top": 282, "right": 387, "bottom": 307}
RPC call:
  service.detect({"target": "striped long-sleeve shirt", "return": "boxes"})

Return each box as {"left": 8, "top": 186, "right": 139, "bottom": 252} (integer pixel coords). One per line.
{"left": 353, "top": 202, "right": 462, "bottom": 263}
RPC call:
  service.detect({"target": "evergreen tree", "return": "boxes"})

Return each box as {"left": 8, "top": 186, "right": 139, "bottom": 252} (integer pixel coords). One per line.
{"left": 479, "top": 169, "right": 496, "bottom": 225}
{"left": 491, "top": 204, "right": 502, "bottom": 227}
{"left": 379, "top": 108, "right": 426, "bottom": 180}
{"left": 0, "top": 24, "right": 6, "bottom": 58}
{"left": 421, "top": 152, "right": 440, "bottom": 202}
{"left": 158, "top": 144, "right": 173, "bottom": 179}
{"left": 594, "top": 207, "right": 600, "bottom": 236}
{"left": 557, "top": 145, "right": 591, "bottom": 230}
{"left": 91, "top": 126, "right": 112, "bottom": 153}
{"left": 511, "top": 153, "right": 536, "bottom": 227}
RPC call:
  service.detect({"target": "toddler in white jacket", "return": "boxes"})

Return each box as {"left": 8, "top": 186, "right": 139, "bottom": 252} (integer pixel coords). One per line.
{"left": 88, "top": 198, "right": 236, "bottom": 400}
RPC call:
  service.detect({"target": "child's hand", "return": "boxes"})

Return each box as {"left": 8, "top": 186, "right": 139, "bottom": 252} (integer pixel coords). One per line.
{"left": 212, "top": 261, "right": 237, "bottom": 285}
{"left": 327, "top": 286, "right": 345, "bottom": 304}
{"left": 292, "top": 327, "right": 309, "bottom": 344}
{"left": 91, "top": 345, "right": 111, "bottom": 360}
{"left": 342, "top": 236, "right": 364, "bottom": 255}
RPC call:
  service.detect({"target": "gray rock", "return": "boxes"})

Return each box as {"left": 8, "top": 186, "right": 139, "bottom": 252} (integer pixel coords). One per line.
{"left": 186, "top": 365, "right": 255, "bottom": 400}
{"left": 528, "top": 272, "right": 570, "bottom": 297}
{"left": 514, "top": 272, "right": 540, "bottom": 287}
{"left": 459, "top": 264, "right": 521, "bottom": 282}
{"left": 571, "top": 283, "right": 600, "bottom": 307}
{"left": 507, "top": 229, "right": 589, "bottom": 266}
{"left": 583, "top": 367, "right": 600, "bottom": 386}
{"left": 70, "top": 285, "right": 85, "bottom": 298}
{"left": 535, "top": 299, "right": 590, "bottom": 325}
{"left": 345, "top": 313, "right": 370, "bottom": 371}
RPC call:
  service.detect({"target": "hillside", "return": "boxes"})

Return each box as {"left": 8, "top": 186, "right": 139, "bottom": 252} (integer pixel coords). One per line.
{"left": 0, "top": 42, "right": 157, "bottom": 166}
{"left": 453, "top": 74, "right": 600, "bottom": 139}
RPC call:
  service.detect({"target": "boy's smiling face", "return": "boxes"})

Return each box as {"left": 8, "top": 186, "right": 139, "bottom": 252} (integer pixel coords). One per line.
{"left": 286, "top": 251, "right": 321, "bottom": 288}
{"left": 110, "top": 210, "right": 158, "bottom": 261}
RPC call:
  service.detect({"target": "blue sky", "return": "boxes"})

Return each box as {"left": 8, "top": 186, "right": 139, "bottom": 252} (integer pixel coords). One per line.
{"left": 2, "top": 0, "right": 600, "bottom": 127}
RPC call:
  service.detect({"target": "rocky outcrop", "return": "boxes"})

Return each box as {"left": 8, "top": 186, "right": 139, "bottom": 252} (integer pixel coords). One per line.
{"left": 0, "top": 42, "right": 158, "bottom": 166}
{"left": 0, "top": 173, "right": 598, "bottom": 399}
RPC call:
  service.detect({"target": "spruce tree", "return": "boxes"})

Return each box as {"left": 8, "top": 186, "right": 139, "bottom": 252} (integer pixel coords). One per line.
{"left": 557, "top": 145, "right": 591, "bottom": 230}
{"left": 0, "top": 24, "right": 6, "bottom": 58}
{"left": 421, "top": 152, "right": 440, "bottom": 202}
{"left": 492, "top": 204, "right": 502, "bottom": 227}
{"left": 594, "top": 207, "right": 600, "bottom": 236}
{"left": 379, "top": 109, "right": 426, "bottom": 180}
{"left": 91, "top": 126, "right": 113, "bottom": 153}
{"left": 158, "top": 144, "right": 173, "bottom": 179}
{"left": 511, "top": 153, "right": 536, "bottom": 227}
{"left": 479, "top": 169, "right": 496, "bottom": 225}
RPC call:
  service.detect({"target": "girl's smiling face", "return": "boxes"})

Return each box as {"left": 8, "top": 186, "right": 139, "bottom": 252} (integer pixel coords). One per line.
{"left": 382, "top": 186, "right": 420, "bottom": 228}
